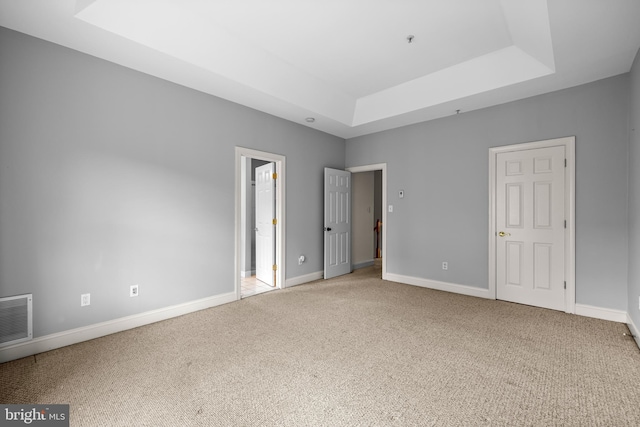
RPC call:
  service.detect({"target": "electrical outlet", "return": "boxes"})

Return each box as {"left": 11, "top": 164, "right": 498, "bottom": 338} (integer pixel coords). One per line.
{"left": 442, "top": 262, "right": 448, "bottom": 270}
{"left": 130, "top": 284, "right": 139, "bottom": 297}
{"left": 81, "top": 293, "right": 90, "bottom": 307}
{"left": 298, "top": 255, "right": 305, "bottom": 265}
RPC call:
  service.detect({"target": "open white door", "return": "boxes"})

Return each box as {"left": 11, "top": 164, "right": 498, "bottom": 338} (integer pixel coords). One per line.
{"left": 256, "top": 163, "right": 275, "bottom": 286}
{"left": 324, "top": 168, "right": 351, "bottom": 279}
{"left": 496, "top": 146, "right": 565, "bottom": 310}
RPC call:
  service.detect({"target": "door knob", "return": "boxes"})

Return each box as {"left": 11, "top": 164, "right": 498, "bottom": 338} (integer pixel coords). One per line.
{"left": 324, "top": 227, "right": 332, "bottom": 231}
{"left": 498, "top": 231, "right": 511, "bottom": 237}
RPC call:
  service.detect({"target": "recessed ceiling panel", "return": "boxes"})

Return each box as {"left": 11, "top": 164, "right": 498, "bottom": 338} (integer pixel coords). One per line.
{"left": 197, "top": 0, "right": 514, "bottom": 97}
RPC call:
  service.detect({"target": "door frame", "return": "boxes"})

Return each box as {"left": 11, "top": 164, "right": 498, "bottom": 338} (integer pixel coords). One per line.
{"left": 235, "top": 147, "right": 286, "bottom": 300}
{"left": 488, "top": 136, "right": 575, "bottom": 313}
{"left": 346, "top": 163, "right": 388, "bottom": 280}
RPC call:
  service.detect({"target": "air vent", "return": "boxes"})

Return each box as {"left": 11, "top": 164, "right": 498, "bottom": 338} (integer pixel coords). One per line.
{"left": 0, "top": 294, "right": 33, "bottom": 347}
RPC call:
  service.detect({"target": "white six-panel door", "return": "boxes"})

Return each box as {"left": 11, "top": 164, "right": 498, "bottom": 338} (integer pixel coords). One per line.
{"left": 256, "top": 163, "right": 275, "bottom": 286}
{"left": 496, "top": 146, "right": 566, "bottom": 310}
{"left": 324, "top": 168, "right": 351, "bottom": 279}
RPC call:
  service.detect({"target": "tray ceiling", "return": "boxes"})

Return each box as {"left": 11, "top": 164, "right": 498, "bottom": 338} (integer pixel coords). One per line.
{"left": 1, "top": 0, "right": 639, "bottom": 138}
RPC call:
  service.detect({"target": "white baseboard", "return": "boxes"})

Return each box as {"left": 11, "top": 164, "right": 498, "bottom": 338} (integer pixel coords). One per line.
{"left": 0, "top": 292, "right": 237, "bottom": 364}
{"left": 384, "top": 275, "right": 631, "bottom": 323}
{"left": 285, "top": 271, "right": 323, "bottom": 288}
{"left": 353, "top": 260, "right": 374, "bottom": 270}
{"left": 575, "top": 304, "right": 627, "bottom": 323}
{"left": 626, "top": 313, "right": 640, "bottom": 349}
{"left": 385, "top": 273, "right": 492, "bottom": 299}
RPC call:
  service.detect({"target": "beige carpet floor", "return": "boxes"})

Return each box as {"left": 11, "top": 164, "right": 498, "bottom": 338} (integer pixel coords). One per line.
{"left": 2, "top": 264, "right": 640, "bottom": 426}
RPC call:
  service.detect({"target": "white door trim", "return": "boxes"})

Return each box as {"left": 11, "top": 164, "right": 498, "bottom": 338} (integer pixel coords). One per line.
{"left": 346, "top": 163, "right": 388, "bottom": 280}
{"left": 489, "top": 137, "right": 575, "bottom": 313}
{"left": 235, "top": 147, "right": 286, "bottom": 301}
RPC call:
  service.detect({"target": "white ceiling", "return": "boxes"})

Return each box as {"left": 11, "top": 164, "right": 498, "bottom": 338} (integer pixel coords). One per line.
{"left": 1, "top": 0, "right": 639, "bottom": 138}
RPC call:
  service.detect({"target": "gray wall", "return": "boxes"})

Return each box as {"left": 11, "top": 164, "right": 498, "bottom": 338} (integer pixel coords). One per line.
{"left": 629, "top": 48, "right": 640, "bottom": 328}
{"left": 346, "top": 75, "right": 630, "bottom": 310}
{"left": 0, "top": 27, "right": 344, "bottom": 338}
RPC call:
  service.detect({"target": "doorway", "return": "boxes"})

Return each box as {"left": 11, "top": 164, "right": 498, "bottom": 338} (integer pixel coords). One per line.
{"left": 350, "top": 170, "right": 383, "bottom": 274}
{"left": 235, "top": 147, "right": 286, "bottom": 300}
{"left": 488, "top": 137, "right": 575, "bottom": 313}
{"left": 346, "top": 164, "right": 388, "bottom": 280}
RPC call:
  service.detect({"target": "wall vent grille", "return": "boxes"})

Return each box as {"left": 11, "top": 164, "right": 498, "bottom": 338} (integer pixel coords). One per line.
{"left": 0, "top": 294, "right": 33, "bottom": 347}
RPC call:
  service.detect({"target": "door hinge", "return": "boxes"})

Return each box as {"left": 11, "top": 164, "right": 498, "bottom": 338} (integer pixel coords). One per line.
{"left": 564, "top": 159, "right": 567, "bottom": 167}
{"left": 272, "top": 172, "right": 278, "bottom": 180}
{"left": 564, "top": 220, "right": 566, "bottom": 229}
{"left": 272, "top": 218, "right": 278, "bottom": 225}
{"left": 564, "top": 281, "right": 566, "bottom": 289}
{"left": 273, "top": 264, "right": 278, "bottom": 271}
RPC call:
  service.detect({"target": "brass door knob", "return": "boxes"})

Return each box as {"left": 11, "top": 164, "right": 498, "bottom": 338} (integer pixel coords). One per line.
{"left": 498, "top": 231, "right": 511, "bottom": 237}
